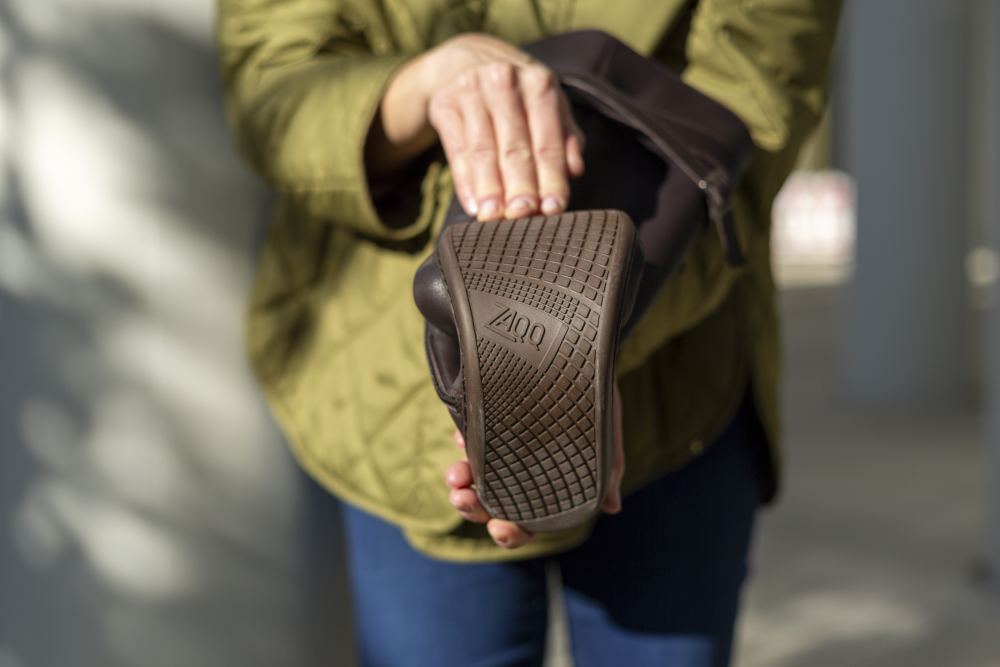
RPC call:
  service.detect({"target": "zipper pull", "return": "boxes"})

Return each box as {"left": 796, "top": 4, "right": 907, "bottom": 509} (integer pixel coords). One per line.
{"left": 700, "top": 170, "right": 745, "bottom": 266}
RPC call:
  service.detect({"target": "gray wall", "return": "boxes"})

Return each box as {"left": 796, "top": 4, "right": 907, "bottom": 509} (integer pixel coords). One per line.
{"left": 841, "top": 0, "right": 972, "bottom": 405}
{"left": 0, "top": 1, "right": 355, "bottom": 665}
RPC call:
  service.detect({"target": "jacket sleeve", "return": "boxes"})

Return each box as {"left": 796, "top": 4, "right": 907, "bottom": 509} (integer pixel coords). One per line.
{"left": 215, "top": 0, "right": 442, "bottom": 240}
{"left": 682, "top": 0, "right": 842, "bottom": 154}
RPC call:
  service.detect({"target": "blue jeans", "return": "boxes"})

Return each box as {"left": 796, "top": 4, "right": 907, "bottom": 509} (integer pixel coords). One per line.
{"left": 341, "top": 398, "right": 764, "bottom": 667}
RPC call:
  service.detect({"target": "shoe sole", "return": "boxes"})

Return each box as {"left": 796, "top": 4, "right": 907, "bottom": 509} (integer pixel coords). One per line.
{"left": 437, "top": 210, "right": 637, "bottom": 531}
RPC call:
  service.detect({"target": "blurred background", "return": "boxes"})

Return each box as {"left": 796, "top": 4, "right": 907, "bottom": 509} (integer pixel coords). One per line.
{"left": 0, "top": 1, "right": 997, "bottom": 666}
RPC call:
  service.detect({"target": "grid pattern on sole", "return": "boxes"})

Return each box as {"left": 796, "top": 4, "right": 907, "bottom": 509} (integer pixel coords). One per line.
{"left": 450, "top": 212, "right": 620, "bottom": 521}
{"left": 477, "top": 338, "right": 598, "bottom": 520}
{"left": 452, "top": 212, "right": 617, "bottom": 308}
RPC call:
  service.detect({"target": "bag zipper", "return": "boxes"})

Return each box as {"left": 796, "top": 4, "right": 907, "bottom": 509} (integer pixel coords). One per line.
{"left": 558, "top": 71, "right": 745, "bottom": 266}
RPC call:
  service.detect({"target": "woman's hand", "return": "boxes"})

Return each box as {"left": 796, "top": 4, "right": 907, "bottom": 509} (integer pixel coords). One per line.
{"left": 445, "top": 385, "right": 625, "bottom": 550}
{"left": 367, "top": 33, "right": 584, "bottom": 220}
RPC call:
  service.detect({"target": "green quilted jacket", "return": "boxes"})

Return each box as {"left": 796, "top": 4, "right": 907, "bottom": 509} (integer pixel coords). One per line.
{"left": 215, "top": 0, "right": 841, "bottom": 561}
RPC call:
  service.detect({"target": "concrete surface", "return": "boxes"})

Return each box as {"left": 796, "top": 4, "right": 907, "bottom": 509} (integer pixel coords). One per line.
{"left": 842, "top": 0, "right": 972, "bottom": 404}
{"left": 735, "top": 286, "right": 999, "bottom": 667}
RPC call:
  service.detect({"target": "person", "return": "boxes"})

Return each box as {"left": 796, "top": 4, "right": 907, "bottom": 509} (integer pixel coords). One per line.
{"left": 216, "top": 2, "right": 841, "bottom": 665}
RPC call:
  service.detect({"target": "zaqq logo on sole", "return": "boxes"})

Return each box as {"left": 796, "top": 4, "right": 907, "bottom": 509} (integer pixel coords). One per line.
{"left": 486, "top": 303, "right": 546, "bottom": 350}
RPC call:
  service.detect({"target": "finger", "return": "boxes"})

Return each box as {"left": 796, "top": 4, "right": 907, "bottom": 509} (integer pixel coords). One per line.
{"left": 601, "top": 468, "right": 623, "bottom": 514}
{"left": 454, "top": 430, "right": 466, "bottom": 451}
{"left": 428, "top": 91, "right": 477, "bottom": 215}
{"left": 565, "top": 133, "right": 585, "bottom": 179}
{"left": 478, "top": 63, "right": 539, "bottom": 219}
{"left": 560, "top": 94, "right": 586, "bottom": 178}
{"left": 602, "top": 384, "right": 625, "bottom": 514}
{"left": 451, "top": 153, "right": 478, "bottom": 216}
{"left": 487, "top": 519, "right": 534, "bottom": 549}
{"left": 519, "top": 65, "right": 570, "bottom": 216}
{"left": 450, "top": 488, "right": 490, "bottom": 523}
{"left": 444, "top": 460, "right": 473, "bottom": 489}
{"left": 456, "top": 73, "right": 504, "bottom": 221}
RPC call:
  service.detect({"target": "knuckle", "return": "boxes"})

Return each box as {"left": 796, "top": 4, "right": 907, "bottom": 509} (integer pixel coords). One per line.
{"left": 482, "top": 61, "right": 515, "bottom": 86}
{"left": 502, "top": 144, "right": 533, "bottom": 164}
{"left": 521, "top": 64, "right": 555, "bottom": 92}
{"left": 470, "top": 147, "right": 498, "bottom": 163}
{"left": 456, "top": 71, "right": 477, "bottom": 91}
{"left": 535, "top": 143, "right": 565, "bottom": 162}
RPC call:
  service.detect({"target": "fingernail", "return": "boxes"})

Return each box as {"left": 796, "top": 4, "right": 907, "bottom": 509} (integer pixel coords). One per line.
{"left": 477, "top": 197, "right": 502, "bottom": 221}
{"left": 458, "top": 504, "right": 471, "bottom": 513}
{"left": 506, "top": 195, "right": 536, "bottom": 218}
{"left": 464, "top": 197, "right": 478, "bottom": 215}
{"left": 609, "top": 490, "right": 622, "bottom": 514}
{"left": 496, "top": 535, "right": 510, "bottom": 547}
{"left": 541, "top": 195, "right": 565, "bottom": 215}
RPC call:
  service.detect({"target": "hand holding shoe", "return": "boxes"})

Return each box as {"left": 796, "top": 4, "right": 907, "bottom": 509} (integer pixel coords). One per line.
{"left": 444, "top": 384, "right": 625, "bottom": 550}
